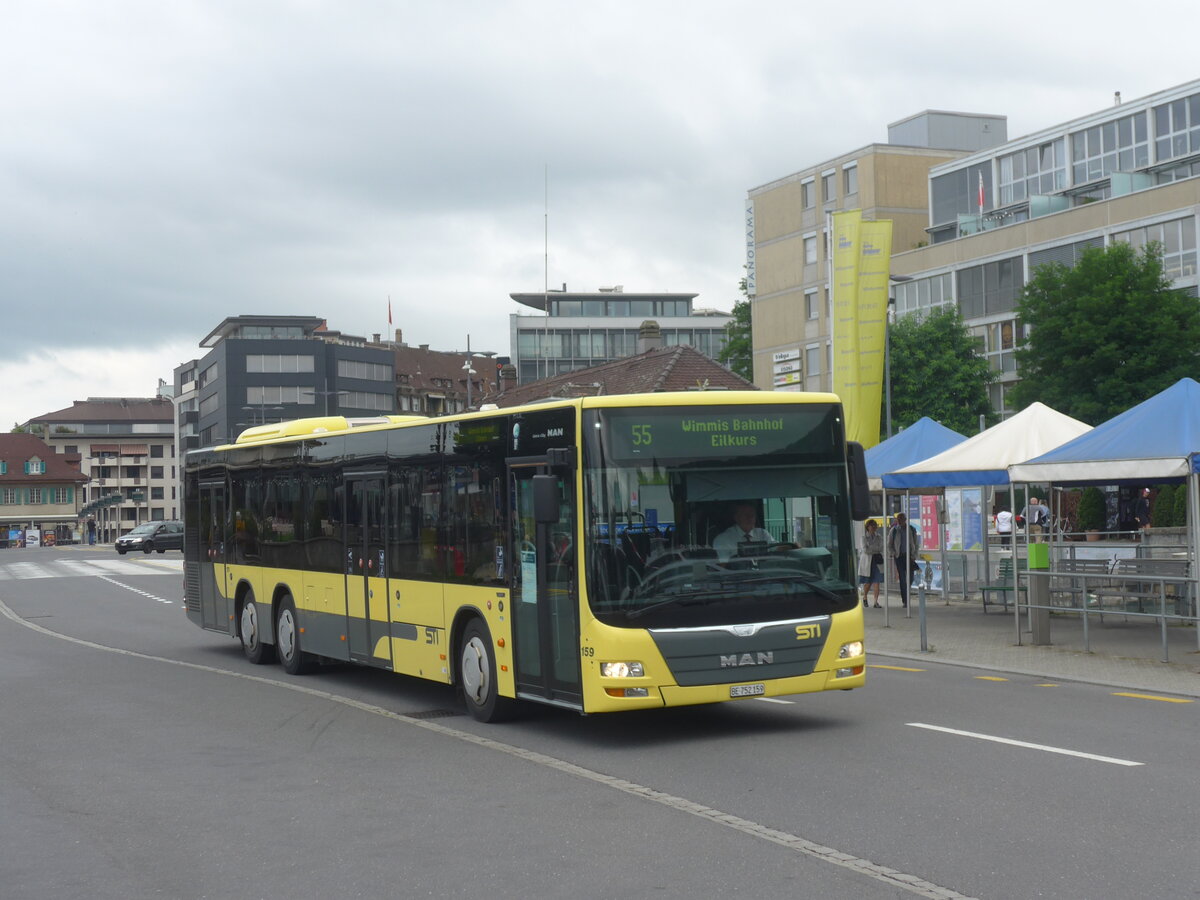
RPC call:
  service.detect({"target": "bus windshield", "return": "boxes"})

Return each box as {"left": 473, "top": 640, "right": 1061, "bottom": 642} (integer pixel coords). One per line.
{"left": 582, "top": 404, "right": 858, "bottom": 629}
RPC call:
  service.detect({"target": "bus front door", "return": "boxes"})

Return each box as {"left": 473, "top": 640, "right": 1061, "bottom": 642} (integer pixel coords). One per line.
{"left": 198, "top": 481, "right": 231, "bottom": 634}
{"left": 510, "top": 463, "right": 582, "bottom": 708}
{"left": 344, "top": 473, "right": 392, "bottom": 669}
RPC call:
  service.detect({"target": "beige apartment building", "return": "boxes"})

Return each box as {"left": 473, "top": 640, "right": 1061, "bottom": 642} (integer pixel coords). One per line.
{"left": 749, "top": 79, "right": 1200, "bottom": 416}
{"left": 747, "top": 110, "right": 1006, "bottom": 393}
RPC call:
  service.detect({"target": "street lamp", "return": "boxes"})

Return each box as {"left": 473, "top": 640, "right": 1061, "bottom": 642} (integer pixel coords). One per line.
{"left": 462, "top": 357, "right": 479, "bottom": 410}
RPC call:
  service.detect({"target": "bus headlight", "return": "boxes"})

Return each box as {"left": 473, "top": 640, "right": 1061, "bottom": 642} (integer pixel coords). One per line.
{"left": 838, "top": 641, "right": 864, "bottom": 659}
{"left": 600, "top": 661, "right": 644, "bottom": 678}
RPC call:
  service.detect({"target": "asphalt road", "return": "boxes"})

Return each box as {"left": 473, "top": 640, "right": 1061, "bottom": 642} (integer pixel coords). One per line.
{"left": 1, "top": 547, "right": 1197, "bottom": 899}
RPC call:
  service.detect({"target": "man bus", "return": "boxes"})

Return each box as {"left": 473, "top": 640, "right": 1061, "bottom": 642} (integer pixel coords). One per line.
{"left": 183, "top": 391, "right": 870, "bottom": 721}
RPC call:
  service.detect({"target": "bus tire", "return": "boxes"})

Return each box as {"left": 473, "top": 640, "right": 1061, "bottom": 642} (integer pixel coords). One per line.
{"left": 276, "top": 594, "right": 314, "bottom": 675}
{"left": 239, "top": 591, "right": 275, "bottom": 665}
{"left": 459, "top": 618, "right": 515, "bottom": 723}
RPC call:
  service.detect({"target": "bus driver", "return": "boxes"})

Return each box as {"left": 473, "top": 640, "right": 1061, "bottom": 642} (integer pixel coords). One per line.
{"left": 713, "top": 501, "right": 775, "bottom": 561}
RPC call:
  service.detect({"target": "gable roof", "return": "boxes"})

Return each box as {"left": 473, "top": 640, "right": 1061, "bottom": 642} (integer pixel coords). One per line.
{"left": 0, "top": 433, "right": 88, "bottom": 483}
{"left": 883, "top": 402, "right": 1091, "bottom": 488}
{"left": 31, "top": 397, "right": 174, "bottom": 425}
{"left": 1010, "top": 378, "right": 1200, "bottom": 484}
{"left": 491, "top": 345, "right": 755, "bottom": 408}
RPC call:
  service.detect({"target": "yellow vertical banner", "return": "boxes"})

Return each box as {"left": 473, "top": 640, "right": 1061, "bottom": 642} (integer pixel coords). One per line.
{"left": 853, "top": 219, "right": 893, "bottom": 449}
{"left": 830, "top": 210, "right": 862, "bottom": 416}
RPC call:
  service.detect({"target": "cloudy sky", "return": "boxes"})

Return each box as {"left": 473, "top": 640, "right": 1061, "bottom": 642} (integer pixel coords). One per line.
{"left": 4, "top": 0, "right": 1198, "bottom": 429}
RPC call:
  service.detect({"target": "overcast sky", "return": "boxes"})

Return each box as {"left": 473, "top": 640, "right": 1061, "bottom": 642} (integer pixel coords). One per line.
{"left": 4, "top": 0, "right": 1198, "bottom": 430}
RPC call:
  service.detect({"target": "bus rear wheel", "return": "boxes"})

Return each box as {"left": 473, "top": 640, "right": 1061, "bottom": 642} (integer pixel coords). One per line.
{"left": 239, "top": 592, "right": 275, "bottom": 665}
{"left": 459, "top": 619, "right": 515, "bottom": 723}
{"left": 276, "top": 595, "right": 314, "bottom": 675}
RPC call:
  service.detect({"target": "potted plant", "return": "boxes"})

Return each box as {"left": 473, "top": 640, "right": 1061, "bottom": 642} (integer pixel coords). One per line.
{"left": 1077, "top": 487, "right": 1105, "bottom": 541}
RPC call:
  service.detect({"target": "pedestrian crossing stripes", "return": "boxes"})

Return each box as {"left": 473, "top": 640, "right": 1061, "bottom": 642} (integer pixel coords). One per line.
{"left": 0, "top": 558, "right": 180, "bottom": 582}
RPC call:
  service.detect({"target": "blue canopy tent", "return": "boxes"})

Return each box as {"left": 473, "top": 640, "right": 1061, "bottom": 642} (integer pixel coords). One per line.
{"left": 1009, "top": 379, "right": 1200, "bottom": 651}
{"left": 864, "top": 417, "right": 967, "bottom": 492}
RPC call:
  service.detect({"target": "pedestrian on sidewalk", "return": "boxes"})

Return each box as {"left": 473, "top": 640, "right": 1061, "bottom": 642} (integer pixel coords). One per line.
{"left": 994, "top": 506, "right": 1012, "bottom": 546}
{"left": 887, "top": 512, "right": 921, "bottom": 608}
{"left": 858, "top": 519, "right": 884, "bottom": 608}
{"left": 1021, "top": 496, "right": 1050, "bottom": 542}
{"left": 87, "top": 518, "right": 96, "bottom": 546}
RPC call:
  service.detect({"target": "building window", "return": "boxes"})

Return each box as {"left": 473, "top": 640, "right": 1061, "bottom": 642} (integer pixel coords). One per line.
{"left": 337, "top": 359, "right": 393, "bottom": 381}
{"left": 246, "top": 354, "right": 315, "bottom": 374}
{"left": 801, "top": 178, "right": 814, "bottom": 209}
{"left": 29, "top": 487, "right": 43, "bottom": 504}
{"left": 53, "top": 487, "right": 70, "bottom": 504}
{"left": 999, "top": 139, "right": 1067, "bottom": 204}
{"left": 1113, "top": 218, "right": 1198, "bottom": 279}
{"left": 150, "top": 466, "right": 164, "bottom": 479}
{"left": 843, "top": 164, "right": 858, "bottom": 196}
{"left": 25, "top": 459, "right": 45, "bottom": 475}
{"left": 894, "top": 273, "right": 955, "bottom": 316}
{"left": 956, "top": 257, "right": 1024, "bottom": 319}
{"left": 1153, "top": 93, "right": 1200, "bottom": 163}
{"left": 338, "top": 391, "right": 394, "bottom": 412}
{"left": 1, "top": 488, "right": 15, "bottom": 504}
{"left": 804, "top": 289, "right": 819, "bottom": 320}
{"left": 150, "top": 445, "right": 164, "bottom": 458}
{"left": 804, "top": 234, "right": 817, "bottom": 265}
{"left": 247, "top": 385, "right": 317, "bottom": 405}
{"left": 821, "top": 171, "right": 836, "bottom": 206}
{"left": 199, "top": 362, "right": 218, "bottom": 387}
{"left": 1070, "top": 114, "right": 1148, "bottom": 185}
{"left": 64, "top": 445, "right": 77, "bottom": 455}
{"left": 199, "top": 393, "right": 219, "bottom": 417}
{"left": 151, "top": 486, "right": 164, "bottom": 500}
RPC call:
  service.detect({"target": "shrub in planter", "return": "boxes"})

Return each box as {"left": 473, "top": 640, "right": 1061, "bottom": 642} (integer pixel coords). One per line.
{"left": 1077, "top": 486, "right": 1106, "bottom": 534}
{"left": 1172, "top": 483, "right": 1189, "bottom": 527}
{"left": 1151, "top": 485, "right": 1175, "bottom": 528}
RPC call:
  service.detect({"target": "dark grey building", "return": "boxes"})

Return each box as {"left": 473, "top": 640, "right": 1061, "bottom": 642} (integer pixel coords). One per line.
{"left": 174, "top": 315, "right": 397, "bottom": 452}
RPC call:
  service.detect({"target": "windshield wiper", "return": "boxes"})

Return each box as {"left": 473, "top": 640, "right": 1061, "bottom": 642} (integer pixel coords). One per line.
{"left": 624, "top": 589, "right": 736, "bottom": 619}
{"left": 739, "top": 571, "right": 845, "bottom": 604}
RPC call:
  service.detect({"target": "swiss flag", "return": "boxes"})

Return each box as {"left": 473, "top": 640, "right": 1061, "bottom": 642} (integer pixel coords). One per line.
{"left": 978, "top": 172, "right": 985, "bottom": 213}
{"left": 388, "top": 297, "right": 393, "bottom": 325}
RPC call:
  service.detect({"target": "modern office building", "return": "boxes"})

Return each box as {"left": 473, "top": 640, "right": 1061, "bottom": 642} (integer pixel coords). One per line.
{"left": 174, "top": 315, "right": 397, "bottom": 453}
{"left": 890, "top": 80, "right": 1200, "bottom": 415}
{"left": 746, "top": 111, "right": 1007, "bottom": 392}
{"left": 749, "top": 79, "right": 1200, "bottom": 417}
{"left": 26, "top": 396, "right": 176, "bottom": 540}
{"left": 509, "top": 286, "right": 731, "bottom": 383}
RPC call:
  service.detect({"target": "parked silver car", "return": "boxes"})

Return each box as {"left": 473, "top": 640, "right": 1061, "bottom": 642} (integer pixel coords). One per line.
{"left": 115, "top": 521, "right": 184, "bottom": 554}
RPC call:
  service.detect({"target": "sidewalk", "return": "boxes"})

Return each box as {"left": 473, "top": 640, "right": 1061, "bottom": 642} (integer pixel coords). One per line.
{"left": 865, "top": 591, "right": 1200, "bottom": 699}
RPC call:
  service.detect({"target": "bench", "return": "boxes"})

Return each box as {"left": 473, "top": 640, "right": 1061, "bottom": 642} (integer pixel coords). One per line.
{"left": 1089, "top": 558, "right": 1191, "bottom": 615}
{"left": 1048, "top": 558, "right": 1114, "bottom": 609}
{"left": 979, "top": 557, "right": 1027, "bottom": 613}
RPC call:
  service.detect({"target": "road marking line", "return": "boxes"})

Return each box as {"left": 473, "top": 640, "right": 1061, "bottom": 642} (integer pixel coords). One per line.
{"left": 1036, "top": 683, "right": 1059, "bottom": 687}
{"left": 869, "top": 663, "right": 925, "bottom": 672}
{"left": 908, "top": 723, "right": 1143, "bottom": 767}
{"left": 1112, "top": 692, "right": 1193, "bottom": 704}
{"left": 0, "top": 597, "right": 978, "bottom": 900}
{"left": 974, "top": 676, "right": 1008, "bottom": 682}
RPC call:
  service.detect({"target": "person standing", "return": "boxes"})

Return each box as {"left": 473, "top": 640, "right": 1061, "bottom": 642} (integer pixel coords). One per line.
{"left": 1021, "top": 496, "right": 1050, "bottom": 542}
{"left": 887, "top": 512, "right": 921, "bottom": 608}
{"left": 994, "top": 506, "right": 1013, "bottom": 547}
{"left": 858, "top": 520, "right": 884, "bottom": 607}
{"left": 1133, "top": 488, "right": 1151, "bottom": 532}
{"left": 87, "top": 518, "right": 96, "bottom": 546}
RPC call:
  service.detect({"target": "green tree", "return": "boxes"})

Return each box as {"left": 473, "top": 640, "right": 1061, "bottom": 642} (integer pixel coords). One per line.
{"left": 1011, "top": 242, "right": 1200, "bottom": 424}
{"left": 1151, "top": 485, "right": 1175, "bottom": 527}
{"left": 718, "top": 276, "right": 753, "bottom": 381}
{"left": 887, "top": 306, "right": 997, "bottom": 435}
{"left": 1172, "top": 483, "right": 1189, "bottom": 527}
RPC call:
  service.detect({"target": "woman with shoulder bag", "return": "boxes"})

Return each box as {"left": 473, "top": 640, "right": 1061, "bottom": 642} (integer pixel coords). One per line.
{"left": 858, "top": 519, "right": 884, "bottom": 607}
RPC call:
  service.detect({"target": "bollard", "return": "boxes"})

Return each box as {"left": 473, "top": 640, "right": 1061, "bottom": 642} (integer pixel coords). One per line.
{"left": 917, "top": 582, "right": 929, "bottom": 652}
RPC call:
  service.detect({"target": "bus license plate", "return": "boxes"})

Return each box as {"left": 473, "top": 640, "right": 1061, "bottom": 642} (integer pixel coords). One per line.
{"left": 730, "top": 683, "right": 765, "bottom": 698}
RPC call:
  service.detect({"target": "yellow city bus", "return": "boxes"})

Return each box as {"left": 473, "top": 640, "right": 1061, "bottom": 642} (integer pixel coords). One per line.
{"left": 183, "top": 391, "right": 870, "bottom": 721}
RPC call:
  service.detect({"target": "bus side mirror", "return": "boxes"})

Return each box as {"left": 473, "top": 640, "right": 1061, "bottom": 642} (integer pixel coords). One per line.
{"left": 533, "top": 475, "right": 561, "bottom": 523}
{"left": 846, "top": 441, "right": 871, "bottom": 521}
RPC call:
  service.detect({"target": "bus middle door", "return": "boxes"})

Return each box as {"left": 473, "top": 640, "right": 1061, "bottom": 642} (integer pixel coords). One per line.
{"left": 198, "top": 480, "right": 232, "bottom": 634}
{"left": 509, "top": 461, "right": 582, "bottom": 709}
{"left": 344, "top": 472, "right": 392, "bottom": 669}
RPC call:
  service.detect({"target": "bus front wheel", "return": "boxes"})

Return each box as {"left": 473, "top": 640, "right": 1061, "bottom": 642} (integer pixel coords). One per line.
{"left": 276, "top": 595, "right": 314, "bottom": 675}
{"left": 239, "top": 592, "right": 275, "bottom": 665}
{"left": 459, "top": 619, "right": 515, "bottom": 723}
